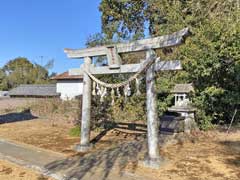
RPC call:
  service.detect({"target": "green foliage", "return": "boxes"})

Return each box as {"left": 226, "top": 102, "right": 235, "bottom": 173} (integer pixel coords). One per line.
{"left": 195, "top": 110, "right": 214, "bottom": 131}
{"left": 86, "top": 32, "right": 148, "bottom": 126}
{"left": 86, "top": 33, "right": 112, "bottom": 47}
{"left": 179, "top": 9, "right": 240, "bottom": 128}
{"left": 0, "top": 68, "right": 7, "bottom": 90}
{"left": 155, "top": 71, "right": 178, "bottom": 116}
{"left": 99, "top": 0, "right": 147, "bottom": 40}
{"left": 0, "top": 57, "right": 53, "bottom": 90}
{"left": 110, "top": 94, "right": 146, "bottom": 123}
{"left": 69, "top": 126, "right": 81, "bottom": 137}
{"left": 193, "top": 86, "right": 225, "bottom": 129}
{"left": 90, "top": 75, "right": 147, "bottom": 129}
{"left": 98, "top": 0, "right": 240, "bottom": 130}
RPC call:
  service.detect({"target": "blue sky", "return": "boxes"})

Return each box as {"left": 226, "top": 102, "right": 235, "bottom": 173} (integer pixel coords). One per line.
{"left": 0, "top": 0, "right": 102, "bottom": 73}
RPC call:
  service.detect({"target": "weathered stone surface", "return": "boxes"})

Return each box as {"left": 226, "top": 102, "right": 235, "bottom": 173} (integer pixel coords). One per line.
{"left": 74, "top": 144, "right": 93, "bottom": 152}
{"left": 64, "top": 28, "right": 190, "bottom": 58}
{"left": 78, "top": 57, "right": 92, "bottom": 152}
{"left": 142, "top": 156, "right": 166, "bottom": 169}
{"left": 160, "top": 115, "right": 185, "bottom": 134}
{"left": 145, "top": 50, "right": 160, "bottom": 163}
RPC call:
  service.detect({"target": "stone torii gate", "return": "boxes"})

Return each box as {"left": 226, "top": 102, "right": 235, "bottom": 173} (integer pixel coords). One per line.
{"left": 64, "top": 28, "right": 190, "bottom": 168}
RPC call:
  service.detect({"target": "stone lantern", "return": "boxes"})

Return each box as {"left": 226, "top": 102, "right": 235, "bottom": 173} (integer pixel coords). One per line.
{"left": 168, "top": 83, "right": 196, "bottom": 132}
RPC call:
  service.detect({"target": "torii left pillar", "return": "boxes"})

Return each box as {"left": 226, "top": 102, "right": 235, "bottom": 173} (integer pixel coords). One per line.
{"left": 75, "top": 56, "right": 92, "bottom": 152}
{"left": 144, "top": 49, "right": 161, "bottom": 168}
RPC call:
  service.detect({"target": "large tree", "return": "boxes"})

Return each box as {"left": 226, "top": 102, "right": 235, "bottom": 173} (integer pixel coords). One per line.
{"left": 0, "top": 57, "right": 53, "bottom": 90}
{"left": 99, "top": 0, "right": 147, "bottom": 40}
{"left": 0, "top": 68, "right": 7, "bottom": 90}
{"left": 98, "top": 0, "right": 240, "bottom": 128}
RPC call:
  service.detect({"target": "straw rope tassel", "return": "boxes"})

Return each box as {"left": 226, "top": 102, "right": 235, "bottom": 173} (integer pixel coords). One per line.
{"left": 83, "top": 55, "right": 156, "bottom": 89}
{"left": 92, "top": 81, "right": 96, "bottom": 96}
{"left": 100, "top": 87, "right": 107, "bottom": 102}
{"left": 83, "top": 54, "right": 157, "bottom": 103}
{"left": 116, "top": 87, "right": 121, "bottom": 97}
{"left": 127, "top": 83, "right": 131, "bottom": 96}
{"left": 135, "top": 78, "right": 141, "bottom": 95}
{"left": 124, "top": 84, "right": 128, "bottom": 102}
{"left": 96, "top": 83, "right": 101, "bottom": 96}
{"left": 111, "top": 88, "right": 115, "bottom": 105}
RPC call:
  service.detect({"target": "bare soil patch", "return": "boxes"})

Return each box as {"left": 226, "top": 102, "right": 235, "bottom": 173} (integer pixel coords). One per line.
{"left": 0, "top": 160, "right": 52, "bottom": 180}
{"left": 0, "top": 118, "right": 142, "bottom": 156}
{"left": 0, "top": 98, "right": 143, "bottom": 155}
{"left": 0, "top": 118, "right": 80, "bottom": 155}
{"left": 0, "top": 98, "right": 239, "bottom": 179}
{"left": 132, "top": 130, "right": 240, "bottom": 180}
{"left": 1, "top": 116, "right": 239, "bottom": 180}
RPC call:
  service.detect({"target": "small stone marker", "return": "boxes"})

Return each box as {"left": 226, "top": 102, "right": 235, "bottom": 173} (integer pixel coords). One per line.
{"left": 168, "top": 83, "right": 196, "bottom": 132}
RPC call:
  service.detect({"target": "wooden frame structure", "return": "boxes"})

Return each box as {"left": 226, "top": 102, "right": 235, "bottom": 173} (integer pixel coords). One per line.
{"left": 64, "top": 28, "right": 190, "bottom": 168}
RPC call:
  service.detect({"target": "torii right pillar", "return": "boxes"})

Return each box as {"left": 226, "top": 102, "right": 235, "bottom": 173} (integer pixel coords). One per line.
{"left": 144, "top": 49, "right": 162, "bottom": 168}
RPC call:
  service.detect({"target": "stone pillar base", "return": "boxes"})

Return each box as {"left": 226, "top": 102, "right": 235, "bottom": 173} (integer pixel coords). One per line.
{"left": 142, "top": 156, "right": 165, "bottom": 169}
{"left": 74, "top": 144, "right": 93, "bottom": 152}
{"left": 184, "top": 117, "right": 197, "bottom": 133}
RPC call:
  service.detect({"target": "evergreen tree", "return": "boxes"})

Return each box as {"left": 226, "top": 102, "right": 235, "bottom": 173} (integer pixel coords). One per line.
{"left": 98, "top": 0, "right": 240, "bottom": 128}
{"left": 0, "top": 57, "right": 53, "bottom": 90}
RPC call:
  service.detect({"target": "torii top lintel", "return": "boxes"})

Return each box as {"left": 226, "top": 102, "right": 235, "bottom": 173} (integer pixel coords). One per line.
{"left": 64, "top": 28, "right": 190, "bottom": 59}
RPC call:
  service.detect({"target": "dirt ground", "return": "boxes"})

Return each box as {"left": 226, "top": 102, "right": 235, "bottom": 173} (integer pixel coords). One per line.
{"left": 0, "top": 160, "right": 52, "bottom": 180}
{"left": 0, "top": 116, "right": 239, "bottom": 180}
{"left": 0, "top": 98, "right": 239, "bottom": 180}
{"left": 133, "top": 130, "right": 240, "bottom": 180}
{"left": 0, "top": 117, "right": 141, "bottom": 155}
{"left": 0, "top": 117, "right": 80, "bottom": 155}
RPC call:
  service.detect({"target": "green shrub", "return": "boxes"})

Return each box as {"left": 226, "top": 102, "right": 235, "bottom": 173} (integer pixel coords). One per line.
{"left": 69, "top": 126, "right": 81, "bottom": 137}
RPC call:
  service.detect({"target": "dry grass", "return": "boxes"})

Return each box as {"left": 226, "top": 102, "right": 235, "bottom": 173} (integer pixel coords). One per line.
{"left": 0, "top": 98, "right": 240, "bottom": 180}
{"left": 0, "top": 98, "right": 36, "bottom": 113}
{"left": 29, "top": 98, "right": 81, "bottom": 126}
{"left": 0, "top": 160, "right": 52, "bottom": 180}
{"left": 0, "top": 97, "right": 81, "bottom": 125}
{"left": 0, "top": 118, "right": 79, "bottom": 155}
{"left": 132, "top": 130, "right": 240, "bottom": 180}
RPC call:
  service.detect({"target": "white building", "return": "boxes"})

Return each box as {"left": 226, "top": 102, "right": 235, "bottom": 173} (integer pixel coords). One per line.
{"left": 51, "top": 71, "right": 83, "bottom": 100}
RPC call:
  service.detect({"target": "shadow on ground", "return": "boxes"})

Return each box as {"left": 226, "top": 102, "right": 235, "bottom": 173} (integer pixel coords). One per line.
{"left": 45, "top": 140, "right": 146, "bottom": 180}
{"left": 220, "top": 140, "right": 240, "bottom": 168}
{"left": 91, "top": 121, "right": 147, "bottom": 144}
{"left": 0, "top": 109, "right": 38, "bottom": 124}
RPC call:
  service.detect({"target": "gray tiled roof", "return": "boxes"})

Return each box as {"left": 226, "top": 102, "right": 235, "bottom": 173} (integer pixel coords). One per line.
{"left": 9, "top": 84, "right": 59, "bottom": 97}
{"left": 171, "top": 83, "right": 194, "bottom": 93}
